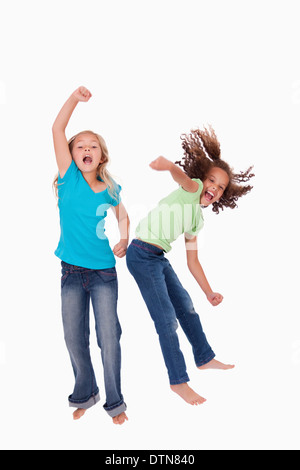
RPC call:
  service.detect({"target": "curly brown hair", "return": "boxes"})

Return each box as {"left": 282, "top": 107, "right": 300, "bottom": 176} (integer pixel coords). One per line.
{"left": 176, "top": 126, "right": 254, "bottom": 214}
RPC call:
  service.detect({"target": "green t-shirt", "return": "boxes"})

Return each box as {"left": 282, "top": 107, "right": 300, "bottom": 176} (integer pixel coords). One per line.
{"left": 135, "top": 178, "right": 204, "bottom": 252}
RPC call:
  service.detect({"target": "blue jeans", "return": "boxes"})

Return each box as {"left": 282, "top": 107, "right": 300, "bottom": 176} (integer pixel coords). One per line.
{"left": 126, "top": 239, "right": 215, "bottom": 385}
{"left": 60, "top": 261, "right": 126, "bottom": 418}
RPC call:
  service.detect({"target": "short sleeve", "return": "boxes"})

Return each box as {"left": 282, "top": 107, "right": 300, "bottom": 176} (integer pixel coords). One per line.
{"left": 184, "top": 179, "right": 204, "bottom": 237}
{"left": 110, "top": 183, "right": 122, "bottom": 207}
{"left": 179, "top": 179, "right": 203, "bottom": 202}
{"left": 58, "top": 160, "right": 77, "bottom": 183}
{"left": 57, "top": 161, "right": 79, "bottom": 205}
{"left": 185, "top": 223, "right": 202, "bottom": 238}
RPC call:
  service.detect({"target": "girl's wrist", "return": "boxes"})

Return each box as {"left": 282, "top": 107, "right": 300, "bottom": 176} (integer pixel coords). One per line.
{"left": 205, "top": 289, "right": 214, "bottom": 298}
{"left": 69, "top": 94, "right": 80, "bottom": 104}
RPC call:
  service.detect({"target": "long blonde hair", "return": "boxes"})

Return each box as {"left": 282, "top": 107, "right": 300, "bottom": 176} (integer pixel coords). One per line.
{"left": 53, "top": 130, "right": 119, "bottom": 201}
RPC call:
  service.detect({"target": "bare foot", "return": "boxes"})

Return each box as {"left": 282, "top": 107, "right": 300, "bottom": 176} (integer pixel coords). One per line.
{"left": 198, "top": 359, "right": 235, "bottom": 371}
{"left": 170, "top": 383, "right": 206, "bottom": 406}
{"left": 73, "top": 408, "right": 86, "bottom": 420}
{"left": 112, "top": 412, "right": 129, "bottom": 425}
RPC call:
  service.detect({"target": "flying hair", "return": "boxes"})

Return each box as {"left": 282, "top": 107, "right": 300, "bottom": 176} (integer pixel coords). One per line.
{"left": 176, "top": 126, "right": 254, "bottom": 214}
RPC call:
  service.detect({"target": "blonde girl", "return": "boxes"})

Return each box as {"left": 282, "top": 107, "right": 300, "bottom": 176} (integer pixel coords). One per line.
{"left": 52, "top": 87, "right": 129, "bottom": 424}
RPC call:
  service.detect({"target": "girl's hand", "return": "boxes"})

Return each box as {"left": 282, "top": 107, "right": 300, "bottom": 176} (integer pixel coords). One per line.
{"left": 207, "top": 292, "right": 223, "bottom": 307}
{"left": 149, "top": 156, "right": 172, "bottom": 171}
{"left": 72, "top": 86, "right": 92, "bottom": 102}
{"left": 113, "top": 241, "right": 128, "bottom": 258}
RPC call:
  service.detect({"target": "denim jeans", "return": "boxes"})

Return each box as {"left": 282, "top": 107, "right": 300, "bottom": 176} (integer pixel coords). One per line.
{"left": 60, "top": 261, "right": 126, "bottom": 418}
{"left": 126, "top": 239, "right": 215, "bottom": 385}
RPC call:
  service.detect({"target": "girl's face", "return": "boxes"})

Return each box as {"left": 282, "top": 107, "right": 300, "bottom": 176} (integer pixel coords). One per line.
{"left": 71, "top": 133, "right": 103, "bottom": 173}
{"left": 201, "top": 167, "right": 230, "bottom": 206}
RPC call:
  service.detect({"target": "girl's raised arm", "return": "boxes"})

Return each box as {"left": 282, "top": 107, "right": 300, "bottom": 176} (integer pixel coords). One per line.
{"left": 52, "top": 87, "right": 92, "bottom": 178}
{"left": 150, "top": 156, "right": 199, "bottom": 193}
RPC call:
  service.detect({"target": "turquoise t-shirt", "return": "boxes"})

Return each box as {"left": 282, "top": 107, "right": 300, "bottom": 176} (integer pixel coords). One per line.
{"left": 55, "top": 160, "right": 121, "bottom": 269}
{"left": 135, "top": 178, "right": 204, "bottom": 253}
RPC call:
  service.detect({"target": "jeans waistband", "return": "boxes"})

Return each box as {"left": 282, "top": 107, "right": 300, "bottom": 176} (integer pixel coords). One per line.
{"left": 61, "top": 261, "right": 94, "bottom": 273}
{"left": 131, "top": 238, "right": 164, "bottom": 254}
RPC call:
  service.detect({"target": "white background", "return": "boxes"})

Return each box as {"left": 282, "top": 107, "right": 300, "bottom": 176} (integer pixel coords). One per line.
{"left": 1, "top": 0, "right": 300, "bottom": 450}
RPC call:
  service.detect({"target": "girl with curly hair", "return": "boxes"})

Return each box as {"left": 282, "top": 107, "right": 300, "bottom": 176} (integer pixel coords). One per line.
{"left": 126, "top": 126, "right": 254, "bottom": 406}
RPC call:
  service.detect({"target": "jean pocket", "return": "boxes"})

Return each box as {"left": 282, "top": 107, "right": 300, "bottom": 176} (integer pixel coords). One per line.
{"left": 61, "top": 271, "right": 70, "bottom": 288}
{"left": 95, "top": 268, "right": 117, "bottom": 283}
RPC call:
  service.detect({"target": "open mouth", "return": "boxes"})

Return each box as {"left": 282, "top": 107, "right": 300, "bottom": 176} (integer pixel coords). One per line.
{"left": 204, "top": 191, "right": 215, "bottom": 202}
{"left": 83, "top": 155, "right": 93, "bottom": 164}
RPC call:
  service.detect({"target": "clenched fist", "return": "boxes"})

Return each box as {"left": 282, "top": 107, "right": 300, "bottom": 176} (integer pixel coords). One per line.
{"left": 72, "top": 86, "right": 92, "bottom": 102}
{"left": 149, "top": 156, "right": 172, "bottom": 172}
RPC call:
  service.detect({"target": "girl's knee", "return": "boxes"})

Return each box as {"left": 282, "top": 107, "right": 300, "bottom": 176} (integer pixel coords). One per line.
{"left": 154, "top": 318, "right": 179, "bottom": 335}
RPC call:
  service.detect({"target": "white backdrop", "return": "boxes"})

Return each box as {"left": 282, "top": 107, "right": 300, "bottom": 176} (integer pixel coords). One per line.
{"left": 1, "top": 0, "right": 300, "bottom": 450}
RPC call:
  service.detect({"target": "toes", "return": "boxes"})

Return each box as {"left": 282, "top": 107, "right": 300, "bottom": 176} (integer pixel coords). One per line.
{"left": 113, "top": 412, "right": 128, "bottom": 425}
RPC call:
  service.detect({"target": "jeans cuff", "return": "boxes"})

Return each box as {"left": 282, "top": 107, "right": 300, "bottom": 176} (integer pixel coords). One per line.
{"left": 68, "top": 392, "right": 100, "bottom": 410}
{"left": 169, "top": 374, "right": 190, "bottom": 386}
{"left": 104, "top": 401, "right": 127, "bottom": 418}
{"left": 196, "top": 351, "right": 216, "bottom": 368}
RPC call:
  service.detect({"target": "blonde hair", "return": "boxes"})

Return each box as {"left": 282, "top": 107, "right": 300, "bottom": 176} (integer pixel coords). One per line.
{"left": 53, "top": 130, "right": 119, "bottom": 201}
